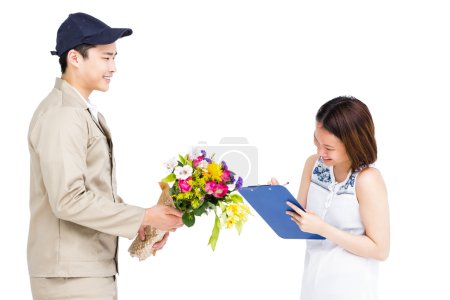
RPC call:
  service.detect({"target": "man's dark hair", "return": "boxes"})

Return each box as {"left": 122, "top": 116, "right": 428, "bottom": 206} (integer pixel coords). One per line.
{"left": 59, "top": 44, "right": 96, "bottom": 73}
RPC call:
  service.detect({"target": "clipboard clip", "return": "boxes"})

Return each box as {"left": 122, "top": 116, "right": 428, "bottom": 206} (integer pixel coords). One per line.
{"left": 244, "top": 182, "right": 289, "bottom": 188}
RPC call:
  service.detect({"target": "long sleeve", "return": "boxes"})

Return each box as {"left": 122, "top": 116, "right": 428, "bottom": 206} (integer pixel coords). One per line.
{"left": 31, "top": 107, "right": 145, "bottom": 239}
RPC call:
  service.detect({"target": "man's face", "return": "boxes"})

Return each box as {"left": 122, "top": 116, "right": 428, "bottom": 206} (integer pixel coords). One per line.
{"left": 78, "top": 43, "right": 117, "bottom": 93}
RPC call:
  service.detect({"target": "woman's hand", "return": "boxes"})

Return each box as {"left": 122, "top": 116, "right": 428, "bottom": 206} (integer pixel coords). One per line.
{"left": 286, "top": 201, "right": 326, "bottom": 235}
{"left": 268, "top": 178, "right": 279, "bottom": 185}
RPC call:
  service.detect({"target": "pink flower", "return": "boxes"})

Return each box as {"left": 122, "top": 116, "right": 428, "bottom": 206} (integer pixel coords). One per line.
{"left": 193, "top": 156, "right": 204, "bottom": 168}
{"left": 221, "top": 170, "right": 231, "bottom": 182}
{"left": 178, "top": 177, "right": 192, "bottom": 192}
{"left": 213, "top": 182, "right": 229, "bottom": 198}
{"left": 205, "top": 181, "right": 229, "bottom": 198}
{"left": 205, "top": 181, "right": 217, "bottom": 195}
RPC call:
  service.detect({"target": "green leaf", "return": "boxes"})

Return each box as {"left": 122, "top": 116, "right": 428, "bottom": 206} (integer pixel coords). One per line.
{"left": 182, "top": 213, "right": 195, "bottom": 227}
{"left": 235, "top": 220, "right": 243, "bottom": 235}
{"left": 174, "top": 199, "right": 187, "bottom": 211}
{"left": 208, "top": 214, "right": 221, "bottom": 251}
{"left": 230, "top": 194, "right": 243, "bottom": 203}
{"left": 193, "top": 201, "right": 207, "bottom": 216}
{"left": 178, "top": 154, "right": 187, "bottom": 165}
{"left": 162, "top": 173, "right": 176, "bottom": 183}
{"left": 186, "top": 159, "right": 193, "bottom": 167}
{"left": 170, "top": 183, "right": 180, "bottom": 195}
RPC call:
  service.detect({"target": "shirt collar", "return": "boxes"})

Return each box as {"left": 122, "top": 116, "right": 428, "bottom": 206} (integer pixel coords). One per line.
{"left": 63, "top": 80, "right": 99, "bottom": 121}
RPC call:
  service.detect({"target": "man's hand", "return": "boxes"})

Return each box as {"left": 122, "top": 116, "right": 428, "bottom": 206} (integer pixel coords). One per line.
{"left": 143, "top": 205, "right": 184, "bottom": 232}
{"left": 152, "top": 232, "right": 170, "bottom": 251}
{"left": 138, "top": 225, "right": 147, "bottom": 241}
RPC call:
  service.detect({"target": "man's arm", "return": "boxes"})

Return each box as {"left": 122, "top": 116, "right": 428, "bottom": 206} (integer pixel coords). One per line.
{"left": 32, "top": 108, "right": 158, "bottom": 239}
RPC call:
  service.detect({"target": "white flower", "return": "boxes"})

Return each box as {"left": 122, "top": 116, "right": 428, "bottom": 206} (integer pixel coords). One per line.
{"left": 197, "top": 160, "right": 209, "bottom": 170}
{"left": 227, "top": 183, "right": 236, "bottom": 191}
{"left": 174, "top": 165, "right": 193, "bottom": 180}
{"left": 188, "top": 148, "right": 200, "bottom": 160}
{"left": 164, "top": 157, "right": 178, "bottom": 172}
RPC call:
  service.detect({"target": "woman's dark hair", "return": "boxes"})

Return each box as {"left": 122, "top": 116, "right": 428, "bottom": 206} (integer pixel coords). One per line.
{"left": 316, "top": 96, "right": 377, "bottom": 171}
{"left": 59, "top": 44, "right": 97, "bottom": 73}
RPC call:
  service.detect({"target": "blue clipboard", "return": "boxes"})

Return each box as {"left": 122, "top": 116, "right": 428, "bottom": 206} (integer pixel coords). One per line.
{"left": 239, "top": 185, "right": 325, "bottom": 239}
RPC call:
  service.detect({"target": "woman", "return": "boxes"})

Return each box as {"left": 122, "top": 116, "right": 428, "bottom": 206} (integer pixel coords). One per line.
{"left": 280, "top": 96, "right": 390, "bottom": 300}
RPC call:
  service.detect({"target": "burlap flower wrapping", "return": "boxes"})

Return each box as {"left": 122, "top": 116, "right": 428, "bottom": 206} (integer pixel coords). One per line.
{"left": 128, "top": 182, "right": 175, "bottom": 261}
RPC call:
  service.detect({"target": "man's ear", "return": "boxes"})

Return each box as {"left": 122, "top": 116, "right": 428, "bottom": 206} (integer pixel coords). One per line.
{"left": 66, "top": 49, "right": 81, "bottom": 68}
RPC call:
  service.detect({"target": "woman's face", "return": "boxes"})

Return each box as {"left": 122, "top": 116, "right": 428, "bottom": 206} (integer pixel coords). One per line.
{"left": 314, "top": 122, "right": 351, "bottom": 169}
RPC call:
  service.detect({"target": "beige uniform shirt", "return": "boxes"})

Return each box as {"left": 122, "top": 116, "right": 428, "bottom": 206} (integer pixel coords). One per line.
{"left": 27, "top": 78, "right": 145, "bottom": 277}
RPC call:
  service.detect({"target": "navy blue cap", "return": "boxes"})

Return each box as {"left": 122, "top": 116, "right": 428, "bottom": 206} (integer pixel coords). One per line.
{"left": 51, "top": 12, "right": 133, "bottom": 56}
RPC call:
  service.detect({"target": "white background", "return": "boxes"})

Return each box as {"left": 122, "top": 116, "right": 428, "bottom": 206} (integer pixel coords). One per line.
{"left": 1, "top": 0, "right": 449, "bottom": 299}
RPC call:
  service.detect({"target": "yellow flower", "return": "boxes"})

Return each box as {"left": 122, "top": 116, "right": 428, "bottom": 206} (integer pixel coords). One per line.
{"left": 240, "top": 203, "right": 251, "bottom": 219}
{"left": 203, "top": 162, "right": 223, "bottom": 182}
{"left": 226, "top": 203, "right": 239, "bottom": 216}
{"left": 226, "top": 216, "right": 236, "bottom": 228}
{"left": 225, "top": 202, "right": 250, "bottom": 223}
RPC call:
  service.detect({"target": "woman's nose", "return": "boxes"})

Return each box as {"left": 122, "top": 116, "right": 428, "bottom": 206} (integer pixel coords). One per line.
{"left": 317, "top": 146, "right": 326, "bottom": 157}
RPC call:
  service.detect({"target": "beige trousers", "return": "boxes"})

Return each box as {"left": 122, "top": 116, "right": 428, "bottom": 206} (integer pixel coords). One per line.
{"left": 30, "top": 276, "right": 117, "bottom": 300}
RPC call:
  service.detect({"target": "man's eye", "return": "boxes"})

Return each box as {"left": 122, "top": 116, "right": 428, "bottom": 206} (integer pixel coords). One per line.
{"left": 103, "top": 57, "right": 110, "bottom": 61}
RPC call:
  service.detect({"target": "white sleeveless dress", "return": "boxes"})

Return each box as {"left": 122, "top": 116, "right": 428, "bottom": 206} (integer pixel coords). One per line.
{"left": 300, "top": 158, "right": 379, "bottom": 300}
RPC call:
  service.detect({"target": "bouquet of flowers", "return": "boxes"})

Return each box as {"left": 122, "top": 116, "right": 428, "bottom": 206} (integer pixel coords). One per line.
{"left": 128, "top": 149, "right": 250, "bottom": 260}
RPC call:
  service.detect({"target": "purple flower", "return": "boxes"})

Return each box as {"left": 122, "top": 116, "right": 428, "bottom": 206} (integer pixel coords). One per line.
{"left": 235, "top": 176, "right": 243, "bottom": 190}
{"left": 230, "top": 173, "right": 235, "bottom": 183}
{"left": 221, "top": 161, "right": 228, "bottom": 170}
{"left": 201, "top": 150, "right": 207, "bottom": 157}
{"left": 205, "top": 158, "right": 212, "bottom": 164}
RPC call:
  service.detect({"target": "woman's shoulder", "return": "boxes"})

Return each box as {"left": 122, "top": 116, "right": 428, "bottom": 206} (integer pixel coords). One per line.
{"left": 356, "top": 167, "right": 386, "bottom": 194}
{"left": 305, "top": 154, "right": 320, "bottom": 168}
{"left": 357, "top": 166, "right": 383, "bottom": 181}
{"left": 302, "top": 154, "right": 320, "bottom": 174}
